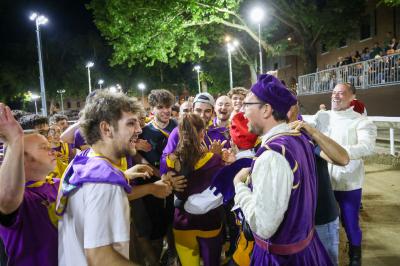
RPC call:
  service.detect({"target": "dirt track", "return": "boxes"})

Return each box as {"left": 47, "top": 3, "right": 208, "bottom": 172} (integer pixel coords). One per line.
{"left": 339, "top": 164, "right": 400, "bottom": 266}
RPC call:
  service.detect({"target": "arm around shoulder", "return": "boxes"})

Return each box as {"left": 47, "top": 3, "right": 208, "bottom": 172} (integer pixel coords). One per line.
{"left": 85, "top": 245, "right": 138, "bottom": 266}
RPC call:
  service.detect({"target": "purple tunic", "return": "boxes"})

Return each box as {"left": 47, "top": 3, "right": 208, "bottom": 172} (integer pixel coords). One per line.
{"left": 0, "top": 180, "right": 60, "bottom": 266}
{"left": 171, "top": 154, "right": 224, "bottom": 231}
{"left": 160, "top": 124, "right": 231, "bottom": 175}
{"left": 249, "top": 133, "right": 332, "bottom": 265}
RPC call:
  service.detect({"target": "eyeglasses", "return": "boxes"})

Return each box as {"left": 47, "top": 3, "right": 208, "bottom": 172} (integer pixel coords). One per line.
{"left": 242, "top": 102, "right": 267, "bottom": 108}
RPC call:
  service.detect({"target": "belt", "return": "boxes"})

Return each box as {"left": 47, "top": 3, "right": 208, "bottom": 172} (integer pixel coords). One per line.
{"left": 253, "top": 228, "right": 314, "bottom": 255}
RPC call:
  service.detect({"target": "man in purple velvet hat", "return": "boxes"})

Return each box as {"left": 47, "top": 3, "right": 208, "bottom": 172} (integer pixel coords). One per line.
{"left": 233, "top": 74, "right": 332, "bottom": 265}
{"left": 0, "top": 103, "right": 59, "bottom": 266}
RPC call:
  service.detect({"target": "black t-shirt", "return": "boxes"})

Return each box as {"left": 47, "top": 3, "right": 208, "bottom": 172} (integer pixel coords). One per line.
{"left": 139, "top": 120, "right": 177, "bottom": 168}
{"left": 314, "top": 146, "right": 339, "bottom": 225}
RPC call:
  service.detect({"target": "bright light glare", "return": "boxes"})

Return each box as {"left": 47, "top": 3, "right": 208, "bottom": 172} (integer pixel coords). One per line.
{"left": 30, "top": 13, "right": 38, "bottom": 21}
{"left": 233, "top": 40, "right": 239, "bottom": 47}
{"left": 138, "top": 83, "right": 146, "bottom": 90}
{"left": 86, "top": 61, "right": 94, "bottom": 68}
{"left": 37, "top": 15, "right": 48, "bottom": 25}
{"left": 98, "top": 79, "right": 104, "bottom": 85}
{"left": 250, "top": 7, "right": 264, "bottom": 23}
{"left": 194, "top": 65, "right": 201, "bottom": 71}
{"left": 31, "top": 94, "right": 40, "bottom": 100}
{"left": 109, "top": 86, "right": 117, "bottom": 93}
{"left": 225, "top": 35, "right": 231, "bottom": 43}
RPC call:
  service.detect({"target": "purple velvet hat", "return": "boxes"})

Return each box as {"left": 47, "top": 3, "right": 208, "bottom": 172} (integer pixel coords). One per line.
{"left": 250, "top": 74, "right": 297, "bottom": 115}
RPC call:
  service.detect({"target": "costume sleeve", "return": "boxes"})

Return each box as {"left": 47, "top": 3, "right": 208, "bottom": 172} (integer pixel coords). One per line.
{"left": 342, "top": 118, "right": 377, "bottom": 160}
{"left": 184, "top": 187, "right": 223, "bottom": 215}
{"left": 160, "top": 128, "right": 179, "bottom": 175}
{"left": 83, "top": 184, "right": 130, "bottom": 249}
{"left": 234, "top": 150, "right": 293, "bottom": 239}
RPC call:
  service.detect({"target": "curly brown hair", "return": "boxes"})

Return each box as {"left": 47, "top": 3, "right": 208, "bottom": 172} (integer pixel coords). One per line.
{"left": 79, "top": 90, "right": 143, "bottom": 145}
{"left": 148, "top": 89, "right": 175, "bottom": 107}
{"left": 175, "top": 113, "right": 205, "bottom": 173}
{"left": 227, "top": 87, "right": 248, "bottom": 98}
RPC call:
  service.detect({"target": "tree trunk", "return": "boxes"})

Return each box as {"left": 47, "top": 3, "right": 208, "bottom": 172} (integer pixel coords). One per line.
{"left": 303, "top": 41, "right": 318, "bottom": 74}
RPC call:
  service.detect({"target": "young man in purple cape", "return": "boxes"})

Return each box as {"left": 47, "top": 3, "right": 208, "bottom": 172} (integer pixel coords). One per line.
{"left": 233, "top": 74, "right": 332, "bottom": 265}
{"left": 57, "top": 90, "right": 172, "bottom": 266}
{"left": 0, "top": 103, "right": 59, "bottom": 266}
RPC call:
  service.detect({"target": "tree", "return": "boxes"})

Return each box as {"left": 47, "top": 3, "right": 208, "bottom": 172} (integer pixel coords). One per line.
{"left": 380, "top": 0, "right": 400, "bottom": 6}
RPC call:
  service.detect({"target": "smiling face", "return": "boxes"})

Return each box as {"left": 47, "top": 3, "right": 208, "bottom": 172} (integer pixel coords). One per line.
{"left": 331, "top": 84, "right": 354, "bottom": 111}
{"left": 243, "top": 92, "right": 267, "bottom": 136}
{"left": 193, "top": 102, "right": 213, "bottom": 125}
{"left": 215, "top": 96, "right": 233, "bottom": 122}
{"left": 152, "top": 104, "right": 172, "bottom": 124}
{"left": 24, "top": 134, "right": 56, "bottom": 181}
{"left": 111, "top": 111, "right": 143, "bottom": 157}
{"left": 231, "top": 94, "right": 245, "bottom": 112}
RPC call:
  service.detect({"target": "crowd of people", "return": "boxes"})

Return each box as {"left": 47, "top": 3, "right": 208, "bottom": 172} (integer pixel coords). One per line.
{"left": 0, "top": 75, "right": 376, "bottom": 266}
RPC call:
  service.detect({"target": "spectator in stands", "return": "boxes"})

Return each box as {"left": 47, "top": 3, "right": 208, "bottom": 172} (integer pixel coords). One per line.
{"left": 387, "top": 38, "right": 398, "bottom": 55}
{"left": 383, "top": 31, "right": 393, "bottom": 49}
{"left": 336, "top": 56, "right": 346, "bottom": 67}
{"left": 353, "top": 51, "right": 361, "bottom": 63}
{"left": 319, "top": 104, "right": 327, "bottom": 111}
{"left": 370, "top": 42, "right": 383, "bottom": 59}
{"left": 360, "top": 47, "right": 370, "bottom": 61}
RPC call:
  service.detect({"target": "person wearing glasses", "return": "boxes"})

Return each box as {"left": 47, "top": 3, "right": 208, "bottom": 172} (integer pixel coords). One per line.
{"left": 0, "top": 104, "right": 59, "bottom": 266}
{"left": 233, "top": 74, "right": 332, "bottom": 265}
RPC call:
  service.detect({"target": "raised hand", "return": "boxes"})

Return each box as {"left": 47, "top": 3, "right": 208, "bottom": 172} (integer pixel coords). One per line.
{"left": 124, "top": 164, "right": 153, "bottom": 180}
{"left": 208, "top": 139, "right": 227, "bottom": 156}
{"left": 0, "top": 103, "right": 23, "bottom": 144}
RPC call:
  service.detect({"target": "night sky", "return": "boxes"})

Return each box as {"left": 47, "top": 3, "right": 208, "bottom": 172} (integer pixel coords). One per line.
{"left": 0, "top": 0, "right": 97, "bottom": 48}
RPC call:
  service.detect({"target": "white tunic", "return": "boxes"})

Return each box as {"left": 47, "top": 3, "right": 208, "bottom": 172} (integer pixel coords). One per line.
{"left": 311, "top": 108, "right": 376, "bottom": 191}
{"left": 234, "top": 123, "right": 294, "bottom": 239}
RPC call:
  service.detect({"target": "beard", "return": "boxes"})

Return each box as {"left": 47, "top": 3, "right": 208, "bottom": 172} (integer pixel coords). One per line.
{"left": 247, "top": 121, "right": 263, "bottom": 136}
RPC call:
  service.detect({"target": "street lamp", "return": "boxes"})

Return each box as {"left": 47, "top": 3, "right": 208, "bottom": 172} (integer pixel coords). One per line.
{"left": 57, "top": 89, "right": 66, "bottom": 113}
{"left": 30, "top": 12, "right": 48, "bottom": 116}
{"left": 226, "top": 38, "right": 239, "bottom": 90}
{"left": 86, "top": 61, "right": 94, "bottom": 93}
{"left": 250, "top": 7, "right": 264, "bottom": 74}
{"left": 193, "top": 65, "right": 201, "bottom": 93}
{"left": 98, "top": 79, "right": 104, "bottom": 89}
{"left": 30, "top": 93, "right": 40, "bottom": 114}
{"left": 138, "top": 83, "right": 146, "bottom": 105}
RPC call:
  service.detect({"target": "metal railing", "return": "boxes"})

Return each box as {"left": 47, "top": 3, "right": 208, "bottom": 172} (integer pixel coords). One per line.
{"left": 298, "top": 53, "right": 400, "bottom": 95}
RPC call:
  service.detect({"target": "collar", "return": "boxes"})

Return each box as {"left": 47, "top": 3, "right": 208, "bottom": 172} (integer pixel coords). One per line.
{"left": 330, "top": 107, "right": 361, "bottom": 118}
{"left": 261, "top": 123, "right": 291, "bottom": 145}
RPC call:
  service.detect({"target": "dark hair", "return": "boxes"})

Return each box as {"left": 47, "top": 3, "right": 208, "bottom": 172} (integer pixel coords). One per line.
{"left": 175, "top": 114, "right": 205, "bottom": 173}
{"left": 148, "top": 89, "right": 175, "bottom": 107}
{"left": 227, "top": 87, "right": 248, "bottom": 98}
{"left": 272, "top": 110, "right": 288, "bottom": 122}
{"left": 49, "top": 114, "right": 68, "bottom": 125}
{"left": 171, "top": 105, "right": 179, "bottom": 113}
{"left": 79, "top": 89, "right": 143, "bottom": 145}
{"left": 19, "top": 114, "right": 48, "bottom": 130}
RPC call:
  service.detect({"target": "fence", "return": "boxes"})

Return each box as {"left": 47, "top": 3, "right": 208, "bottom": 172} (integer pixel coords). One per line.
{"left": 298, "top": 53, "right": 400, "bottom": 95}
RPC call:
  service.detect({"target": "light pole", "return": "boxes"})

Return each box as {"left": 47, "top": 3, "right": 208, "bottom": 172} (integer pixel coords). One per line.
{"left": 57, "top": 89, "right": 66, "bottom": 113}
{"left": 86, "top": 61, "right": 94, "bottom": 93}
{"left": 98, "top": 79, "right": 104, "bottom": 89}
{"left": 250, "top": 7, "right": 264, "bottom": 74}
{"left": 138, "top": 83, "right": 146, "bottom": 105}
{"left": 30, "top": 12, "right": 48, "bottom": 116}
{"left": 225, "top": 37, "right": 239, "bottom": 90}
{"left": 30, "top": 93, "right": 40, "bottom": 115}
{"left": 194, "top": 65, "right": 201, "bottom": 93}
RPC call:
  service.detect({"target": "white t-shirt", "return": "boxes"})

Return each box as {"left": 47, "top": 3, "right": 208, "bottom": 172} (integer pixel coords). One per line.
{"left": 58, "top": 183, "right": 130, "bottom": 266}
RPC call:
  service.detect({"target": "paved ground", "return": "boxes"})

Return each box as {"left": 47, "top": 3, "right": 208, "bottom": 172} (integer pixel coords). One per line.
{"left": 339, "top": 163, "right": 400, "bottom": 266}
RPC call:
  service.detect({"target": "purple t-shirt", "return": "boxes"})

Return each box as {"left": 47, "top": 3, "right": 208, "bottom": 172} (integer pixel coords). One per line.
{"left": 0, "top": 180, "right": 59, "bottom": 266}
